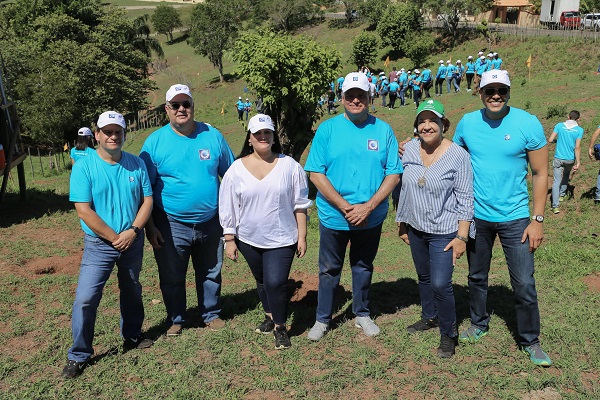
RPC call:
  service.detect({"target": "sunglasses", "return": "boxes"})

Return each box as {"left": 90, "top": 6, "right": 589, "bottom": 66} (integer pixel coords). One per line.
{"left": 483, "top": 87, "right": 509, "bottom": 96}
{"left": 168, "top": 101, "right": 193, "bottom": 110}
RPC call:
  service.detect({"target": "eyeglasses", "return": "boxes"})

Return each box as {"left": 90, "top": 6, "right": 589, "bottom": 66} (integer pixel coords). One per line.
{"left": 168, "top": 101, "right": 193, "bottom": 110}
{"left": 483, "top": 87, "right": 509, "bottom": 96}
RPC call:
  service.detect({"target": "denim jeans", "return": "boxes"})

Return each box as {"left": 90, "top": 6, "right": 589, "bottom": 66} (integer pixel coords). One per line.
{"left": 388, "top": 92, "right": 397, "bottom": 109}
{"left": 315, "top": 222, "right": 382, "bottom": 324}
{"left": 435, "top": 78, "right": 444, "bottom": 95}
{"left": 413, "top": 89, "right": 421, "bottom": 109}
{"left": 153, "top": 210, "right": 223, "bottom": 325}
{"left": 453, "top": 76, "right": 461, "bottom": 91}
{"left": 407, "top": 226, "right": 457, "bottom": 337}
{"left": 68, "top": 233, "right": 145, "bottom": 362}
{"left": 381, "top": 93, "right": 387, "bottom": 107}
{"left": 551, "top": 158, "right": 574, "bottom": 207}
{"left": 238, "top": 241, "right": 297, "bottom": 326}
{"left": 446, "top": 76, "right": 452, "bottom": 93}
{"left": 465, "top": 217, "right": 541, "bottom": 346}
{"left": 399, "top": 88, "right": 406, "bottom": 106}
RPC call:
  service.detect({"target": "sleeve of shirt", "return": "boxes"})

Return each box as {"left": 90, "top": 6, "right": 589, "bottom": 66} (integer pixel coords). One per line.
{"left": 384, "top": 126, "right": 403, "bottom": 175}
{"left": 525, "top": 115, "right": 547, "bottom": 150}
{"left": 453, "top": 118, "right": 466, "bottom": 147}
{"left": 69, "top": 161, "right": 92, "bottom": 203}
{"left": 292, "top": 160, "right": 313, "bottom": 211}
{"left": 454, "top": 149, "right": 474, "bottom": 222}
{"left": 304, "top": 124, "right": 329, "bottom": 173}
{"left": 218, "top": 168, "right": 239, "bottom": 236}
{"left": 218, "top": 134, "right": 236, "bottom": 178}
{"left": 139, "top": 139, "right": 157, "bottom": 186}
{"left": 138, "top": 158, "right": 153, "bottom": 197}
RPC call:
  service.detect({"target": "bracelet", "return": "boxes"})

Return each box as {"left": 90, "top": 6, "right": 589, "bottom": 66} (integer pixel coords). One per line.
{"left": 224, "top": 239, "right": 235, "bottom": 243}
{"left": 456, "top": 235, "right": 469, "bottom": 243}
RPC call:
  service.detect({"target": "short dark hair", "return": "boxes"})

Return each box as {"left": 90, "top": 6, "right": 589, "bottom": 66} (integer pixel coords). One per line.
{"left": 237, "top": 127, "right": 282, "bottom": 159}
{"left": 569, "top": 110, "right": 580, "bottom": 120}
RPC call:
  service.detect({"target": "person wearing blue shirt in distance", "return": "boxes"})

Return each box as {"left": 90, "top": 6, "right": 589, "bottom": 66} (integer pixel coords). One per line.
{"left": 244, "top": 98, "right": 252, "bottom": 121}
{"left": 388, "top": 78, "right": 400, "bottom": 110}
{"left": 62, "top": 111, "right": 154, "bottom": 379}
{"left": 412, "top": 69, "right": 423, "bottom": 109}
{"left": 407, "top": 70, "right": 415, "bottom": 100}
{"left": 398, "top": 68, "right": 408, "bottom": 106}
{"left": 379, "top": 75, "right": 389, "bottom": 108}
{"left": 588, "top": 125, "right": 600, "bottom": 203}
{"left": 486, "top": 53, "right": 494, "bottom": 71}
{"left": 236, "top": 96, "right": 245, "bottom": 121}
{"left": 397, "top": 99, "right": 473, "bottom": 358}
{"left": 305, "top": 72, "right": 402, "bottom": 341}
{"left": 445, "top": 60, "right": 455, "bottom": 94}
{"left": 337, "top": 74, "right": 345, "bottom": 100}
{"left": 492, "top": 52, "right": 502, "bottom": 69}
{"left": 70, "top": 127, "right": 95, "bottom": 165}
{"left": 435, "top": 60, "right": 446, "bottom": 96}
{"left": 420, "top": 66, "right": 432, "bottom": 98}
{"left": 453, "top": 60, "right": 465, "bottom": 92}
{"left": 454, "top": 70, "right": 552, "bottom": 367}
{"left": 548, "top": 110, "right": 583, "bottom": 214}
{"left": 465, "top": 56, "right": 476, "bottom": 92}
{"left": 473, "top": 56, "right": 488, "bottom": 95}
{"left": 140, "top": 84, "right": 235, "bottom": 337}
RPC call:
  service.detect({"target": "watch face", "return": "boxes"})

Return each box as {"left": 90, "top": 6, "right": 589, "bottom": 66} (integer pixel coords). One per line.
{"left": 535, "top": 215, "right": 544, "bottom": 222}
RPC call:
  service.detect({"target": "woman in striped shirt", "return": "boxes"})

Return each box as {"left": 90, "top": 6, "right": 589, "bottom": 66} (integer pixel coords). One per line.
{"left": 396, "top": 99, "right": 474, "bottom": 358}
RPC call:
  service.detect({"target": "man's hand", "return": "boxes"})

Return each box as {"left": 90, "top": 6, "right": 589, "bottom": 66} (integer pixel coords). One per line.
{"left": 343, "top": 203, "right": 372, "bottom": 227}
{"left": 112, "top": 229, "right": 137, "bottom": 252}
{"left": 145, "top": 225, "right": 164, "bottom": 250}
{"left": 398, "top": 137, "right": 411, "bottom": 157}
{"left": 522, "top": 221, "right": 544, "bottom": 253}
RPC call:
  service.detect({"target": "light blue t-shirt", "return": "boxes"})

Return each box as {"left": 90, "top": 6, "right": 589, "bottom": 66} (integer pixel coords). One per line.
{"left": 70, "top": 151, "right": 152, "bottom": 236}
{"left": 476, "top": 60, "right": 487, "bottom": 75}
{"left": 436, "top": 65, "right": 447, "bottom": 79}
{"left": 236, "top": 100, "right": 245, "bottom": 110}
{"left": 412, "top": 75, "right": 422, "bottom": 90}
{"left": 446, "top": 64, "right": 455, "bottom": 77}
{"left": 140, "top": 122, "right": 235, "bottom": 224}
{"left": 553, "top": 121, "right": 584, "bottom": 161}
{"left": 453, "top": 107, "right": 547, "bottom": 222}
{"left": 388, "top": 81, "right": 400, "bottom": 93}
{"left": 70, "top": 147, "right": 95, "bottom": 163}
{"left": 466, "top": 61, "right": 476, "bottom": 74}
{"left": 492, "top": 58, "right": 502, "bottom": 69}
{"left": 421, "top": 68, "right": 432, "bottom": 82}
{"left": 371, "top": 76, "right": 378, "bottom": 85}
{"left": 305, "top": 114, "right": 403, "bottom": 230}
{"left": 337, "top": 77, "right": 345, "bottom": 90}
{"left": 399, "top": 72, "right": 408, "bottom": 88}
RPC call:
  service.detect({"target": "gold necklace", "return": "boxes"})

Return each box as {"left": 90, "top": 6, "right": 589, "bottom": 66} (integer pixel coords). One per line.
{"left": 417, "top": 140, "right": 443, "bottom": 188}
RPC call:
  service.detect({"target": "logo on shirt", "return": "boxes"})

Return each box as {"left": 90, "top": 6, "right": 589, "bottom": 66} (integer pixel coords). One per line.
{"left": 129, "top": 176, "right": 134, "bottom": 182}
{"left": 367, "top": 140, "right": 379, "bottom": 151}
{"left": 504, "top": 135, "right": 511, "bottom": 141}
{"left": 199, "top": 149, "right": 211, "bottom": 160}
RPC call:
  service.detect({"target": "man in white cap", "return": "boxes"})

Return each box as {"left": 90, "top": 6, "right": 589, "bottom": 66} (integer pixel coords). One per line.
{"left": 454, "top": 70, "right": 552, "bottom": 367}
{"left": 435, "top": 60, "right": 446, "bottom": 96}
{"left": 63, "top": 111, "right": 154, "bottom": 378}
{"left": 236, "top": 96, "right": 245, "bottom": 121}
{"left": 243, "top": 97, "right": 252, "bottom": 121}
{"left": 465, "top": 55, "right": 476, "bottom": 92}
{"left": 304, "top": 72, "right": 402, "bottom": 341}
{"left": 472, "top": 55, "right": 488, "bottom": 95}
{"left": 140, "top": 84, "right": 235, "bottom": 336}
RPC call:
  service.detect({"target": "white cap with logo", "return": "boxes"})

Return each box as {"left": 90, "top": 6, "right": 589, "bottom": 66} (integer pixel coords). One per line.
{"left": 480, "top": 69, "right": 511, "bottom": 88}
{"left": 166, "top": 84, "right": 193, "bottom": 102}
{"left": 97, "top": 111, "right": 126, "bottom": 129}
{"left": 248, "top": 114, "right": 275, "bottom": 134}
{"left": 77, "top": 127, "right": 93, "bottom": 136}
{"left": 341, "top": 72, "right": 370, "bottom": 93}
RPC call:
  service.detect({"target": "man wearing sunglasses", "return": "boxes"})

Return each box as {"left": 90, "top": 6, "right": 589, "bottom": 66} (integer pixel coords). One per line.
{"left": 453, "top": 70, "right": 552, "bottom": 367}
{"left": 140, "top": 84, "right": 235, "bottom": 337}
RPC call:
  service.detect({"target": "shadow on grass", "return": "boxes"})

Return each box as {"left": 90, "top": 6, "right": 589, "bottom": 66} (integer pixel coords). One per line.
{"left": 0, "top": 188, "right": 71, "bottom": 228}
{"left": 580, "top": 186, "right": 598, "bottom": 200}
{"left": 208, "top": 73, "right": 237, "bottom": 84}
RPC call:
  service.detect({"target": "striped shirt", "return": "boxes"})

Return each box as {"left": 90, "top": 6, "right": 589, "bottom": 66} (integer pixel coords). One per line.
{"left": 395, "top": 139, "right": 474, "bottom": 235}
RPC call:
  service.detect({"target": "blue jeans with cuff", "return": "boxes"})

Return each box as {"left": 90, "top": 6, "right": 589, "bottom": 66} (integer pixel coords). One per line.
{"left": 551, "top": 157, "right": 574, "bottom": 207}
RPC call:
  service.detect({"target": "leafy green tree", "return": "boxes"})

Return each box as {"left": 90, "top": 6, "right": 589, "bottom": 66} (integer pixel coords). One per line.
{"left": 402, "top": 32, "right": 436, "bottom": 68}
{"left": 349, "top": 31, "right": 379, "bottom": 69}
{"left": 424, "top": 0, "right": 492, "bottom": 47}
{"left": 0, "top": 0, "right": 156, "bottom": 145}
{"left": 188, "top": 0, "right": 240, "bottom": 83}
{"left": 376, "top": 3, "right": 422, "bottom": 51}
{"left": 232, "top": 29, "right": 341, "bottom": 160}
{"left": 357, "top": 0, "right": 390, "bottom": 29}
{"left": 131, "top": 14, "right": 164, "bottom": 59}
{"left": 150, "top": 2, "right": 182, "bottom": 42}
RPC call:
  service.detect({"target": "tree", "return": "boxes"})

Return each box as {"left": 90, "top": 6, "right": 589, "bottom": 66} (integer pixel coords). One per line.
{"left": 0, "top": 0, "right": 156, "bottom": 145}
{"left": 263, "top": 0, "right": 322, "bottom": 33}
{"left": 130, "top": 14, "right": 164, "bottom": 59}
{"left": 232, "top": 29, "right": 341, "bottom": 160}
{"left": 402, "top": 32, "right": 436, "bottom": 68}
{"left": 424, "top": 0, "right": 493, "bottom": 47}
{"left": 341, "top": 0, "right": 359, "bottom": 25}
{"left": 150, "top": 2, "right": 182, "bottom": 42}
{"left": 376, "top": 3, "right": 422, "bottom": 51}
{"left": 188, "top": 0, "right": 240, "bottom": 83}
{"left": 349, "top": 31, "right": 379, "bottom": 69}
{"left": 357, "top": 0, "right": 390, "bottom": 30}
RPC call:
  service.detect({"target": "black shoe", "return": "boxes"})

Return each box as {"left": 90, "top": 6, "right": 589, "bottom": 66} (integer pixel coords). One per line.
{"left": 61, "top": 360, "right": 86, "bottom": 379}
{"left": 437, "top": 334, "right": 457, "bottom": 358}
{"left": 406, "top": 318, "right": 438, "bottom": 334}
{"left": 255, "top": 315, "right": 275, "bottom": 334}
{"left": 123, "top": 333, "right": 153, "bottom": 351}
{"left": 273, "top": 326, "right": 291, "bottom": 350}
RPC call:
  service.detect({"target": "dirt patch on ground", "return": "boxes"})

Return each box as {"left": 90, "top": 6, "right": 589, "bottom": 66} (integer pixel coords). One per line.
{"left": 583, "top": 272, "right": 600, "bottom": 293}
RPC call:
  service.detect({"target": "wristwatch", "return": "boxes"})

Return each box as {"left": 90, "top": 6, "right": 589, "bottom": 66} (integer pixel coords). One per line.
{"left": 130, "top": 226, "right": 141, "bottom": 236}
{"left": 531, "top": 215, "right": 544, "bottom": 223}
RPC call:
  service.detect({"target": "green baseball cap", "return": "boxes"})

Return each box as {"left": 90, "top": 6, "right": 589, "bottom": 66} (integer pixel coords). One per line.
{"left": 416, "top": 99, "right": 445, "bottom": 118}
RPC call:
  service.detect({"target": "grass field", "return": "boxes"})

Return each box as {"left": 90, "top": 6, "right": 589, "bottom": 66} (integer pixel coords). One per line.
{"left": 1, "top": 17, "right": 600, "bottom": 399}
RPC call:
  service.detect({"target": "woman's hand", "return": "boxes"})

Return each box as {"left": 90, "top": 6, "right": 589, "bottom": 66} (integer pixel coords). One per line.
{"left": 398, "top": 222, "right": 410, "bottom": 245}
{"left": 225, "top": 240, "right": 238, "bottom": 261}
{"left": 444, "top": 238, "right": 466, "bottom": 266}
{"left": 296, "top": 237, "right": 307, "bottom": 258}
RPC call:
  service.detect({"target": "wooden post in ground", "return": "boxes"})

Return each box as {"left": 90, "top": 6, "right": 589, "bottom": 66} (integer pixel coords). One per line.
{"left": 38, "top": 148, "right": 44, "bottom": 177}
{"left": 28, "top": 147, "right": 34, "bottom": 179}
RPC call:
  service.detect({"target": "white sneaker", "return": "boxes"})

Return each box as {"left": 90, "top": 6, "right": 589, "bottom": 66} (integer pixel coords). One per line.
{"left": 355, "top": 316, "right": 380, "bottom": 337}
{"left": 307, "top": 321, "right": 328, "bottom": 341}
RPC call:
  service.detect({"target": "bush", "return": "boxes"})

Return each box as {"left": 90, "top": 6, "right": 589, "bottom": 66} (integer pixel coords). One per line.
{"left": 546, "top": 104, "right": 566, "bottom": 119}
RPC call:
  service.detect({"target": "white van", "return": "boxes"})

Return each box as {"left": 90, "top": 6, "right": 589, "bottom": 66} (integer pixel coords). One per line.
{"left": 580, "top": 13, "right": 600, "bottom": 29}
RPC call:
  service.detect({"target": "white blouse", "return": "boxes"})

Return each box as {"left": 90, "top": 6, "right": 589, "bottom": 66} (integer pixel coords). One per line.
{"left": 218, "top": 154, "right": 312, "bottom": 248}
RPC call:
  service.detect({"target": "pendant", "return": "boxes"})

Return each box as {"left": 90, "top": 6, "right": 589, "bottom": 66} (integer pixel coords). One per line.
{"left": 418, "top": 176, "right": 426, "bottom": 187}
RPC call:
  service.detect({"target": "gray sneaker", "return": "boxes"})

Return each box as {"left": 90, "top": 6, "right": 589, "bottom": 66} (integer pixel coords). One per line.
{"left": 307, "top": 321, "right": 328, "bottom": 341}
{"left": 355, "top": 316, "right": 380, "bottom": 337}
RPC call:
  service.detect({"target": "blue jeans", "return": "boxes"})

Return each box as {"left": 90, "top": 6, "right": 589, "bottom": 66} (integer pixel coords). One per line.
{"left": 153, "top": 210, "right": 223, "bottom": 325}
{"left": 315, "top": 222, "right": 382, "bottom": 324}
{"left": 381, "top": 93, "right": 387, "bottom": 107}
{"left": 552, "top": 158, "right": 574, "bottom": 207}
{"left": 465, "top": 217, "right": 541, "bottom": 346}
{"left": 399, "top": 88, "right": 406, "bottom": 106}
{"left": 68, "top": 233, "right": 145, "bottom": 362}
{"left": 446, "top": 76, "right": 452, "bottom": 93}
{"left": 238, "top": 241, "right": 297, "bottom": 326}
{"left": 407, "top": 226, "right": 457, "bottom": 337}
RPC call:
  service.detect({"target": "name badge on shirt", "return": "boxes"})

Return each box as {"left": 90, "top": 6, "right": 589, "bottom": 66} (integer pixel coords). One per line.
{"left": 199, "top": 149, "right": 211, "bottom": 160}
{"left": 504, "top": 135, "right": 511, "bottom": 141}
{"left": 367, "top": 140, "right": 379, "bottom": 151}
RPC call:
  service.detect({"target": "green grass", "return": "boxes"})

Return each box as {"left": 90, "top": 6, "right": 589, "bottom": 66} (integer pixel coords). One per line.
{"left": 1, "top": 21, "right": 600, "bottom": 399}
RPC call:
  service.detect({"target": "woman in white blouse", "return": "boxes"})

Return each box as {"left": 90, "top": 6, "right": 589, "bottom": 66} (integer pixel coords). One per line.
{"left": 219, "top": 114, "right": 312, "bottom": 350}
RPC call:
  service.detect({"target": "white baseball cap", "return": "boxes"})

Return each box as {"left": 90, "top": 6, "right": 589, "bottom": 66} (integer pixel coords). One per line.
{"left": 166, "top": 84, "right": 193, "bottom": 102}
{"left": 97, "top": 111, "right": 126, "bottom": 129}
{"left": 438, "top": 60, "right": 444, "bottom": 64}
{"left": 468, "top": 55, "right": 473, "bottom": 59}
{"left": 77, "top": 127, "right": 92, "bottom": 136}
{"left": 456, "top": 60, "right": 461, "bottom": 64}
{"left": 341, "top": 72, "right": 370, "bottom": 93}
{"left": 414, "top": 69, "right": 420, "bottom": 74}
{"left": 478, "top": 51, "right": 484, "bottom": 55}
{"left": 480, "top": 56, "right": 485, "bottom": 60}
{"left": 480, "top": 69, "right": 511, "bottom": 88}
{"left": 247, "top": 114, "right": 275, "bottom": 134}
{"left": 446, "top": 60, "right": 451, "bottom": 64}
